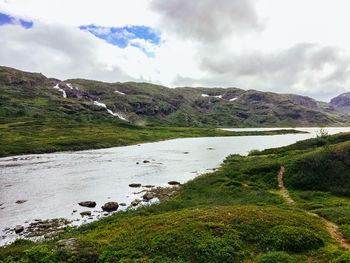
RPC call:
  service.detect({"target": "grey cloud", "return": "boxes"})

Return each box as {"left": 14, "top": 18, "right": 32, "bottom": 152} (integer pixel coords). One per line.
{"left": 151, "top": 0, "right": 260, "bottom": 42}
{"left": 0, "top": 23, "right": 132, "bottom": 82}
{"left": 173, "top": 43, "right": 350, "bottom": 101}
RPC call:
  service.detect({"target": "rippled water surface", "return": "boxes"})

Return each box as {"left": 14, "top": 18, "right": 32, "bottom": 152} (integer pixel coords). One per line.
{"left": 1, "top": 127, "right": 350, "bottom": 245}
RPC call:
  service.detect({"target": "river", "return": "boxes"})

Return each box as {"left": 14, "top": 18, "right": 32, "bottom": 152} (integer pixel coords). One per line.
{"left": 1, "top": 127, "right": 350, "bottom": 245}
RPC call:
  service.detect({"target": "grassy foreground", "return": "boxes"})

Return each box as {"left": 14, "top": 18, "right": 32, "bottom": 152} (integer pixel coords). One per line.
{"left": 0, "top": 116, "right": 303, "bottom": 157}
{"left": 2, "top": 132, "right": 350, "bottom": 262}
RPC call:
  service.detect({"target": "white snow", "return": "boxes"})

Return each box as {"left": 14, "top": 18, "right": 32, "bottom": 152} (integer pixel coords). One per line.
{"left": 114, "top": 90, "right": 126, "bottom": 95}
{"left": 93, "top": 101, "right": 107, "bottom": 108}
{"left": 66, "top": 83, "right": 74, "bottom": 90}
{"left": 230, "top": 97, "right": 238, "bottom": 101}
{"left": 53, "top": 84, "right": 67, "bottom": 98}
{"left": 94, "top": 101, "right": 128, "bottom": 121}
{"left": 202, "top": 94, "right": 222, "bottom": 99}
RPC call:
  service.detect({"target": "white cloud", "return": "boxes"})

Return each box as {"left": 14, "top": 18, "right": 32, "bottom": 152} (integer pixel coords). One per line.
{"left": 1, "top": 0, "right": 350, "bottom": 101}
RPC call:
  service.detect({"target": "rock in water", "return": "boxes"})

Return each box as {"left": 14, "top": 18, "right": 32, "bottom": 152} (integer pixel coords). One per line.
{"left": 15, "top": 200, "right": 27, "bottom": 204}
{"left": 168, "top": 181, "right": 181, "bottom": 186}
{"left": 101, "top": 202, "right": 119, "bottom": 212}
{"left": 14, "top": 225, "right": 24, "bottom": 234}
{"left": 80, "top": 211, "right": 91, "bottom": 216}
{"left": 131, "top": 199, "right": 142, "bottom": 206}
{"left": 78, "top": 201, "right": 96, "bottom": 208}
{"left": 129, "top": 183, "right": 141, "bottom": 188}
{"left": 143, "top": 160, "right": 150, "bottom": 163}
{"left": 143, "top": 192, "right": 155, "bottom": 201}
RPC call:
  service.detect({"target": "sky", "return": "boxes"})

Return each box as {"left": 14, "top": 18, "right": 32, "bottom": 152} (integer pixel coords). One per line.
{"left": 0, "top": 0, "right": 350, "bottom": 101}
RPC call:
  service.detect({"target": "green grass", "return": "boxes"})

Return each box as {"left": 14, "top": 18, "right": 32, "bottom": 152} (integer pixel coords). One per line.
{"left": 0, "top": 115, "right": 304, "bottom": 157}
{"left": 4, "top": 132, "right": 350, "bottom": 262}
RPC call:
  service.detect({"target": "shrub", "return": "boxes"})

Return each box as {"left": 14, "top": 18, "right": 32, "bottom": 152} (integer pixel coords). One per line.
{"left": 255, "top": 251, "right": 296, "bottom": 263}
{"left": 333, "top": 252, "right": 350, "bottom": 263}
{"left": 266, "top": 226, "right": 324, "bottom": 252}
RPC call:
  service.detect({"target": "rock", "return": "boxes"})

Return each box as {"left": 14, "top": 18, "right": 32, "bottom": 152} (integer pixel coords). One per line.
{"left": 72, "top": 210, "right": 77, "bottom": 213}
{"left": 80, "top": 211, "right": 91, "bottom": 216}
{"left": 103, "top": 213, "right": 109, "bottom": 216}
{"left": 101, "top": 202, "right": 119, "bottom": 212}
{"left": 14, "top": 225, "right": 24, "bottom": 234}
{"left": 131, "top": 199, "right": 142, "bottom": 206}
{"left": 119, "top": 203, "right": 127, "bottom": 206}
{"left": 168, "top": 181, "right": 181, "bottom": 186}
{"left": 136, "top": 162, "right": 139, "bottom": 165}
{"left": 143, "top": 192, "right": 155, "bottom": 201}
{"left": 129, "top": 183, "right": 141, "bottom": 188}
{"left": 143, "top": 160, "right": 150, "bottom": 163}
{"left": 78, "top": 201, "right": 96, "bottom": 208}
{"left": 207, "top": 147, "right": 214, "bottom": 150}
{"left": 57, "top": 238, "right": 79, "bottom": 255}
{"left": 184, "top": 152, "right": 189, "bottom": 154}
{"left": 15, "top": 200, "right": 27, "bottom": 204}
{"left": 144, "top": 185, "right": 155, "bottom": 188}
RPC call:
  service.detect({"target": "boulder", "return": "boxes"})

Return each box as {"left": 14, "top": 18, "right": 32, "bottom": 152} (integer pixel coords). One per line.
{"left": 129, "top": 183, "right": 141, "bottom": 188}
{"left": 119, "top": 203, "right": 127, "bottom": 206}
{"left": 57, "top": 238, "right": 79, "bottom": 255}
{"left": 131, "top": 199, "right": 142, "bottom": 206}
{"left": 143, "top": 160, "right": 150, "bottom": 163}
{"left": 78, "top": 201, "right": 96, "bottom": 208}
{"left": 143, "top": 192, "right": 155, "bottom": 201}
{"left": 80, "top": 211, "right": 91, "bottom": 216}
{"left": 15, "top": 200, "right": 27, "bottom": 204}
{"left": 168, "top": 181, "right": 181, "bottom": 186}
{"left": 101, "top": 202, "right": 119, "bottom": 212}
{"left": 14, "top": 225, "right": 24, "bottom": 234}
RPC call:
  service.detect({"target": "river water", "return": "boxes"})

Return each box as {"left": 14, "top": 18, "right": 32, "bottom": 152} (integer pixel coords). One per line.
{"left": 1, "top": 127, "right": 350, "bottom": 245}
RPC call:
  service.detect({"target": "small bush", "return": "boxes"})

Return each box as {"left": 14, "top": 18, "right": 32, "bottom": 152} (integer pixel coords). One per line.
{"left": 333, "top": 252, "right": 350, "bottom": 263}
{"left": 255, "top": 251, "right": 296, "bottom": 263}
{"left": 266, "top": 226, "right": 324, "bottom": 252}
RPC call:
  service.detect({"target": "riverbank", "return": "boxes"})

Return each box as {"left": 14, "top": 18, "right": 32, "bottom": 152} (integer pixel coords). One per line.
{"left": 0, "top": 117, "right": 305, "bottom": 157}
{"left": 2, "top": 131, "right": 350, "bottom": 262}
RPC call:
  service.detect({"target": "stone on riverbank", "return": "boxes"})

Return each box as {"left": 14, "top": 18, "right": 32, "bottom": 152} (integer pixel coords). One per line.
{"left": 101, "top": 202, "right": 119, "bottom": 212}
{"left": 78, "top": 201, "right": 96, "bottom": 208}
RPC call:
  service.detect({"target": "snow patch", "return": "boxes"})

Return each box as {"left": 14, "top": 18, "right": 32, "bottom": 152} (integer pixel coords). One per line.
{"left": 230, "top": 97, "right": 238, "bottom": 101}
{"left": 202, "top": 94, "right": 222, "bottom": 99}
{"left": 66, "top": 83, "right": 79, "bottom": 90}
{"left": 53, "top": 84, "right": 67, "bottom": 98}
{"left": 115, "top": 90, "right": 126, "bottom": 95}
{"left": 94, "top": 101, "right": 128, "bottom": 121}
{"left": 93, "top": 101, "right": 107, "bottom": 108}
{"left": 66, "top": 83, "right": 74, "bottom": 90}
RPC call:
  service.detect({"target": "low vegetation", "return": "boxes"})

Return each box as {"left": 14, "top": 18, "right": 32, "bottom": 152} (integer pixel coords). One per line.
{"left": 2, "top": 132, "right": 350, "bottom": 262}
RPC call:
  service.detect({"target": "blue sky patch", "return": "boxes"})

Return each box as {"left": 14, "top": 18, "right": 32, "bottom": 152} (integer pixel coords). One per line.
{"left": 79, "top": 25, "right": 160, "bottom": 56}
{"left": 0, "top": 12, "right": 33, "bottom": 29}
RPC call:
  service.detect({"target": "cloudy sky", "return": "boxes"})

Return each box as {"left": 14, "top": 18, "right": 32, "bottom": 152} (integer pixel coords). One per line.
{"left": 1, "top": 0, "right": 350, "bottom": 101}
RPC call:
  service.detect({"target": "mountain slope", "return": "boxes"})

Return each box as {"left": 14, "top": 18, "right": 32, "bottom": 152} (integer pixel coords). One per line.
{"left": 0, "top": 66, "right": 347, "bottom": 128}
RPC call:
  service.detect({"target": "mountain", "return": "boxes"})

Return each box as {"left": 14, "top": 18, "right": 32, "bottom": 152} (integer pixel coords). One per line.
{"left": 330, "top": 92, "right": 350, "bottom": 113}
{"left": 0, "top": 66, "right": 347, "bottom": 127}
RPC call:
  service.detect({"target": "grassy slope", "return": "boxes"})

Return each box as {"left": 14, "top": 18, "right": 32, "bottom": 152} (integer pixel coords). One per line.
{"left": 1, "top": 66, "right": 347, "bottom": 132}
{"left": 2, "top": 133, "right": 350, "bottom": 262}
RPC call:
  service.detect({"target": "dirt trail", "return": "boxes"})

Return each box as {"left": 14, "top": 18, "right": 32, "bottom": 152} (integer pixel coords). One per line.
{"left": 277, "top": 166, "right": 350, "bottom": 249}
